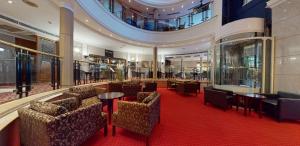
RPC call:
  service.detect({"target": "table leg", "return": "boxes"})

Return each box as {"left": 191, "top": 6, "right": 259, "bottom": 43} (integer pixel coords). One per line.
{"left": 236, "top": 95, "right": 239, "bottom": 111}
{"left": 244, "top": 96, "right": 248, "bottom": 116}
{"left": 259, "top": 99, "right": 263, "bottom": 118}
{"left": 108, "top": 99, "right": 113, "bottom": 124}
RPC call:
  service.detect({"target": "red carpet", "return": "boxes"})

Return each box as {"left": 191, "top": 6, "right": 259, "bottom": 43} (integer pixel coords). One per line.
{"left": 82, "top": 88, "right": 300, "bottom": 146}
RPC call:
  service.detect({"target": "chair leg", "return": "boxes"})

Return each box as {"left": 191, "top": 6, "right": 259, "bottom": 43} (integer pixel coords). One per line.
{"left": 112, "top": 125, "right": 116, "bottom": 136}
{"left": 104, "top": 124, "right": 108, "bottom": 136}
{"left": 158, "top": 115, "right": 161, "bottom": 124}
{"left": 146, "top": 136, "right": 150, "bottom": 146}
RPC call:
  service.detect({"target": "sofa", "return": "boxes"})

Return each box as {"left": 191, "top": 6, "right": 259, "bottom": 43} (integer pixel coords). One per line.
{"left": 112, "top": 92, "right": 160, "bottom": 146}
{"left": 63, "top": 85, "right": 107, "bottom": 107}
{"left": 18, "top": 98, "right": 107, "bottom": 146}
{"left": 262, "top": 91, "right": 300, "bottom": 121}
{"left": 204, "top": 87, "right": 233, "bottom": 111}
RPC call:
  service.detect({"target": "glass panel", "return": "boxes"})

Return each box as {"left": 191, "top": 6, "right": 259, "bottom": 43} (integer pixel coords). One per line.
{"left": 179, "top": 15, "right": 189, "bottom": 29}
{"left": 215, "top": 39, "right": 263, "bottom": 88}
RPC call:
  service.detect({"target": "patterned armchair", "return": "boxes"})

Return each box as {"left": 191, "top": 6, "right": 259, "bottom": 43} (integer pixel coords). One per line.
{"left": 63, "top": 85, "right": 107, "bottom": 107}
{"left": 18, "top": 98, "right": 107, "bottom": 146}
{"left": 122, "top": 84, "right": 142, "bottom": 100}
{"left": 112, "top": 92, "right": 160, "bottom": 146}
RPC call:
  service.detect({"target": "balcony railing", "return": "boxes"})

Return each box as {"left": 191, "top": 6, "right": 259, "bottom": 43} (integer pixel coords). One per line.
{"left": 98, "top": 0, "right": 213, "bottom": 32}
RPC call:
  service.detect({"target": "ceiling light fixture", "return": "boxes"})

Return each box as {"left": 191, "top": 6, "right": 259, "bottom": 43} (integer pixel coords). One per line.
{"left": 8, "top": 0, "right": 13, "bottom": 4}
{"left": 181, "top": 5, "right": 184, "bottom": 8}
{"left": 0, "top": 47, "right": 5, "bottom": 52}
{"left": 192, "top": 1, "right": 194, "bottom": 4}
{"left": 171, "top": 8, "right": 174, "bottom": 11}
{"left": 85, "top": 19, "right": 89, "bottom": 23}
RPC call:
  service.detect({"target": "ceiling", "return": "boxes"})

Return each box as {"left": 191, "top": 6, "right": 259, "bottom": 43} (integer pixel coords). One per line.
{"left": 0, "top": 0, "right": 212, "bottom": 55}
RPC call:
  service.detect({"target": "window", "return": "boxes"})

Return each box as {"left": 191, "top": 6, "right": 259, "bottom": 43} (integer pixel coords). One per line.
{"left": 243, "top": 0, "right": 252, "bottom": 6}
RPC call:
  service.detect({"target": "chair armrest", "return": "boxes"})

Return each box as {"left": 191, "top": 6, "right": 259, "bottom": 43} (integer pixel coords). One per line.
{"left": 260, "top": 93, "right": 279, "bottom": 99}
{"left": 18, "top": 109, "right": 56, "bottom": 146}
{"left": 137, "top": 92, "right": 152, "bottom": 102}
{"left": 278, "top": 98, "right": 300, "bottom": 120}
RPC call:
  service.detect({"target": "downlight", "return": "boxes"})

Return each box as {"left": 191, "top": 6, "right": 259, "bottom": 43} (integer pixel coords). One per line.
{"left": 22, "top": 0, "right": 39, "bottom": 8}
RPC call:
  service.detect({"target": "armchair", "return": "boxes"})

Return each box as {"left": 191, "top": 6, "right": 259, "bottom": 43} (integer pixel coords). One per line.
{"left": 112, "top": 92, "right": 160, "bottom": 146}
{"left": 18, "top": 100, "right": 107, "bottom": 146}
{"left": 262, "top": 91, "right": 300, "bottom": 121}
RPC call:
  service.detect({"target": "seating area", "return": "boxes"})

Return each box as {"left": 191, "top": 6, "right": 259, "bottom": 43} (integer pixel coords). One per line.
{"left": 203, "top": 86, "right": 300, "bottom": 122}
{"left": 1, "top": 0, "right": 300, "bottom": 145}
{"left": 17, "top": 83, "right": 160, "bottom": 146}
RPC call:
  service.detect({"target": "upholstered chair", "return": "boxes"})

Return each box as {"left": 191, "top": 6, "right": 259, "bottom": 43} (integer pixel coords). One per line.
{"left": 18, "top": 99, "right": 107, "bottom": 146}
{"left": 112, "top": 92, "right": 160, "bottom": 146}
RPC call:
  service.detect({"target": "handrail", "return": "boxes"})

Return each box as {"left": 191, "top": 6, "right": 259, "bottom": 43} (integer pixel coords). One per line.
{"left": 0, "top": 39, "right": 61, "bottom": 58}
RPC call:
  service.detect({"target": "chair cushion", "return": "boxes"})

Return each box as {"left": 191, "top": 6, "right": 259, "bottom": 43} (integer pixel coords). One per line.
{"left": 142, "top": 92, "right": 157, "bottom": 104}
{"left": 50, "top": 97, "right": 79, "bottom": 111}
{"left": 81, "top": 96, "right": 101, "bottom": 107}
{"left": 263, "top": 99, "right": 278, "bottom": 106}
{"left": 30, "top": 101, "right": 68, "bottom": 116}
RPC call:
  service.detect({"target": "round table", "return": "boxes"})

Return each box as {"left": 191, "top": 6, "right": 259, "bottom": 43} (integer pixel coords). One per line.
{"left": 98, "top": 92, "right": 124, "bottom": 124}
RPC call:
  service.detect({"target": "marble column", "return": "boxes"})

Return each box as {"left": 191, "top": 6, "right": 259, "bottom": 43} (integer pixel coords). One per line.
{"left": 153, "top": 46, "right": 158, "bottom": 79}
{"left": 59, "top": 4, "right": 74, "bottom": 87}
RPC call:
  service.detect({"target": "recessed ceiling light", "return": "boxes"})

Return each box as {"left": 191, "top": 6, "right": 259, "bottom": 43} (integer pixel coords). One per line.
{"left": 110, "top": 34, "right": 113, "bottom": 37}
{"left": 128, "top": 0, "right": 131, "bottom": 2}
{"left": 146, "top": 7, "right": 149, "bottom": 11}
{"left": 172, "top": 8, "right": 174, "bottom": 11}
{"left": 181, "top": 5, "right": 184, "bottom": 8}
{"left": 8, "top": 0, "right": 13, "bottom": 4}
{"left": 192, "top": 1, "right": 194, "bottom": 4}
{"left": 0, "top": 47, "right": 5, "bottom": 52}
{"left": 85, "top": 19, "right": 89, "bottom": 22}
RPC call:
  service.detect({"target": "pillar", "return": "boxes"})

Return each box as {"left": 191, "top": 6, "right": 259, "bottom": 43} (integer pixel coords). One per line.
{"left": 153, "top": 46, "right": 158, "bottom": 79}
{"left": 59, "top": 3, "right": 74, "bottom": 87}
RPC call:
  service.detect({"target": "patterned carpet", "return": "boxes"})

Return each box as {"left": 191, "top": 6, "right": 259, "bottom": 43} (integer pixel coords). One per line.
{"left": 0, "top": 83, "right": 53, "bottom": 104}
{"left": 82, "top": 88, "right": 300, "bottom": 146}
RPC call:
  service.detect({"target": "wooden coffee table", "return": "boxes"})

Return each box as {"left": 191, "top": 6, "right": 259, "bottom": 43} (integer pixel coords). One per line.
{"left": 235, "top": 93, "right": 266, "bottom": 118}
{"left": 98, "top": 92, "right": 124, "bottom": 124}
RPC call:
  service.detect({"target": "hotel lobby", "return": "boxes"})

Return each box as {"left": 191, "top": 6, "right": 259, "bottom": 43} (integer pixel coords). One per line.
{"left": 0, "top": 0, "right": 300, "bottom": 146}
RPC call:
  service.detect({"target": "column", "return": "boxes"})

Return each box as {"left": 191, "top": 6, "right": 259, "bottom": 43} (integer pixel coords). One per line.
{"left": 153, "top": 46, "right": 158, "bottom": 79}
{"left": 59, "top": 3, "right": 74, "bottom": 87}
